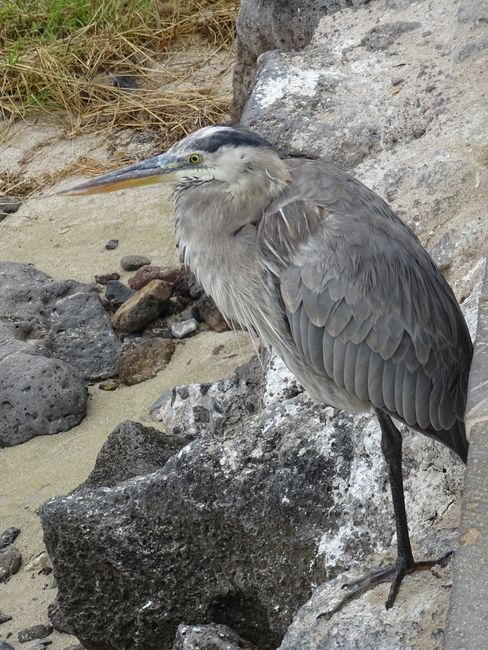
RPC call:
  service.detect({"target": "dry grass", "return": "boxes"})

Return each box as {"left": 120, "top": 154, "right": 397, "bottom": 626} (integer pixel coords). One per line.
{"left": 0, "top": 0, "right": 238, "bottom": 143}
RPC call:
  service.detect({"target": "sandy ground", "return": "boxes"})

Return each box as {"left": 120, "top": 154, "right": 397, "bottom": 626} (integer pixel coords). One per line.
{"left": 0, "top": 120, "right": 256, "bottom": 649}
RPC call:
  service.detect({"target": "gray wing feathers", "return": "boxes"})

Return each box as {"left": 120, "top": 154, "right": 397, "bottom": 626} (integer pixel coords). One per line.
{"left": 258, "top": 159, "right": 472, "bottom": 451}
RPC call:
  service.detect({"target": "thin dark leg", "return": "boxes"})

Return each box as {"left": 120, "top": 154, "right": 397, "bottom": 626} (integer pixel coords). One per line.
{"left": 377, "top": 409, "right": 414, "bottom": 606}
{"left": 318, "top": 409, "right": 453, "bottom": 620}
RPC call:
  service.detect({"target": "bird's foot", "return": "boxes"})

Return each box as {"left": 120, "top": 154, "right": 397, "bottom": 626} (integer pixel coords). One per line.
{"left": 317, "top": 550, "right": 453, "bottom": 620}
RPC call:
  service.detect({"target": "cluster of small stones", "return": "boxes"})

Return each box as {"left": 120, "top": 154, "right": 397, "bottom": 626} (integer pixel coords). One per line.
{"left": 96, "top": 251, "right": 229, "bottom": 388}
{"left": 0, "top": 528, "right": 67, "bottom": 650}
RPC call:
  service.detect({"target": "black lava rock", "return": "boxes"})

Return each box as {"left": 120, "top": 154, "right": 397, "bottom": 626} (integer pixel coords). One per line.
{"left": 18, "top": 624, "right": 53, "bottom": 643}
{"left": 0, "top": 527, "right": 20, "bottom": 550}
{"left": 104, "top": 280, "right": 135, "bottom": 310}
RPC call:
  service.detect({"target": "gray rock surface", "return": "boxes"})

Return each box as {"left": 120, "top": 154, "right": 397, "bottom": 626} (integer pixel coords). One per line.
{"left": 360, "top": 20, "right": 420, "bottom": 50}
{"left": 172, "top": 623, "right": 256, "bottom": 649}
{"left": 40, "top": 353, "right": 464, "bottom": 649}
{"left": 81, "top": 420, "right": 190, "bottom": 489}
{"left": 0, "top": 351, "right": 87, "bottom": 447}
{"left": 232, "top": 0, "right": 368, "bottom": 116}
{"left": 0, "top": 262, "right": 119, "bottom": 380}
{"left": 241, "top": 0, "right": 488, "bottom": 304}
{"left": 0, "top": 642, "right": 14, "bottom": 650}
{"left": 278, "top": 560, "right": 453, "bottom": 649}
{"left": 0, "top": 261, "right": 122, "bottom": 444}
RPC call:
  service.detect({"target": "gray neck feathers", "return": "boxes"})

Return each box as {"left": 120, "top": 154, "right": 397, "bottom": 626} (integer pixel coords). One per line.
{"left": 174, "top": 156, "right": 289, "bottom": 332}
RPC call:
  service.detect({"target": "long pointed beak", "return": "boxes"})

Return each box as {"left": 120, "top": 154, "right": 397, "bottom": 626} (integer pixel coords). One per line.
{"left": 59, "top": 153, "right": 179, "bottom": 196}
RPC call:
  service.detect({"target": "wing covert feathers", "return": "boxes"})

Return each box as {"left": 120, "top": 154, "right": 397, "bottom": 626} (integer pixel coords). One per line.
{"left": 258, "top": 158, "right": 473, "bottom": 460}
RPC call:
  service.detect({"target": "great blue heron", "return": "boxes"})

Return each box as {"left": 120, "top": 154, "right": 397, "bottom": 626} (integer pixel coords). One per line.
{"left": 63, "top": 124, "right": 472, "bottom": 616}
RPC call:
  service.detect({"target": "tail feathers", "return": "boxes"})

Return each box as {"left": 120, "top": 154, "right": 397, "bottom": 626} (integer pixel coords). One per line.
{"left": 426, "top": 419, "right": 468, "bottom": 464}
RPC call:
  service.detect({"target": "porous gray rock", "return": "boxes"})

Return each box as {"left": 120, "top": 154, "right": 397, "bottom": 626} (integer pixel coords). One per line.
{"left": 41, "top": 353, "right": 464, "bottom": 650}
{"left": 0, "top": 262, "right": 120, "bottom": 380}
{"left": 0, "top": 261, "right": 121, "bottom": 444}
{"left": 172, "top": 623, "right": 256, "bottom": 649}
{"left": 81, "top": 420, "right": 189, "bottom": 489}
{"left": 0, "top": 350, "right": 87, "bottom": 447}
{"left": 232, "top": 0, "right": 369, "bottom": 116}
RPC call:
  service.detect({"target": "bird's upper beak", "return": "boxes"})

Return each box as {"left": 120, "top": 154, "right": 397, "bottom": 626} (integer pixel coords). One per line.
{"left": 58, "top": 153, "right": 180, "bottom": 196}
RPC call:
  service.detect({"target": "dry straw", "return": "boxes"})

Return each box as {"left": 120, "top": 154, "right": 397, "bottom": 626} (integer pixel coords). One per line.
{"left": 1, "top": 0, "right": 239, "bottom": 156}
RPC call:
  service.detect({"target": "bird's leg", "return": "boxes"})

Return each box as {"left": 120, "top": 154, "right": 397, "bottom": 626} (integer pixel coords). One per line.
{"left": 318, "top": 409, "right": 452, "bottom": 620}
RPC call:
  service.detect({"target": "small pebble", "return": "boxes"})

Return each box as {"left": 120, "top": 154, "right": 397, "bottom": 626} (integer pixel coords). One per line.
{"left": 171, "top": 318, "right": 199, "bottom": 339}
{"left": 28, "top": 640, "right": 52, "bottom": 650}
{"left": 104, "top": 280, "right": 135, "bottom": 310}
{"left": 18, "top": 624, "right": 53, "bottom": 643}
{"left": 105, "top": 239, "right": 119, "bottom": 250}
{"left": 0, "top": 641, "right": 14, "bottom": 650}
{"left": 24, "top": 551, "right": 50, "bottom": 573}
{"left": 120, "top": 255, "right": 151, "bottom": 271}
{"left": 0, "top": 546, "right": 22, "bottom": 582}
{"left": 95, "top": 272, "right": 120, "bottom": 285}
{"left": 0, "top": 196, "right": 22, "bottom": 220}
{"left": 98, "top": 380, "right": 119, "bottom": 391}
{"left": 0, "top": 527, "right": 20, "bottom": 550}
{"left": 0, "top": 612, "right": 12, "bottom": 624}
{"left": 112, "top": 279, "right": 171, "bottom": 333}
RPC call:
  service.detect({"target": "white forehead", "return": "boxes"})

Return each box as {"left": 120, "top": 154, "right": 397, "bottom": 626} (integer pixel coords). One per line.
{"left": 171, "top": 125, "right": 233, "bottom": 151}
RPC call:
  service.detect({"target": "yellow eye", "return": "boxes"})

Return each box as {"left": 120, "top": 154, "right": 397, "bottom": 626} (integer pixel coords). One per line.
{"left": 188, "top": 152, "right": 202, "bottom": 164}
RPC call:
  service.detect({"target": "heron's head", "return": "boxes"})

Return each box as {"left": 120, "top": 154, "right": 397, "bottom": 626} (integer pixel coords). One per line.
{"left": 61, "top": 125, "right": 289, "bottom": 197}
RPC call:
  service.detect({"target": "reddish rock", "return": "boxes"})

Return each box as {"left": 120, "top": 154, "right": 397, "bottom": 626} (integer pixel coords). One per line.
{"left": 117, "top": 338, "right": 176, "bottom": 385}
{"left": 112, "top": 280, "right": 171, "bottom": 333}
{"left": 128, "top": 265, "right": 181, "bottom": 291}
